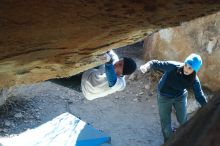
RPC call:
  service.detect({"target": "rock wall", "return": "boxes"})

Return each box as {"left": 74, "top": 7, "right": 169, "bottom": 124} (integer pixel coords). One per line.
{"left": 144, "top": 12, "right": 220, "bottom": 91}
{"left": 0, "top": 0, "right": 220, "bottom": 88}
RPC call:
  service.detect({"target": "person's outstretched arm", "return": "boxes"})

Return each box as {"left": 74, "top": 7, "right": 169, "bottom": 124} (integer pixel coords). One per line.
{"left": 96, "top": 50, "right": 119, "bottom": 87}
{"left": 192, "top": 76, "right": 207, "bottom": 106}
{"left": 140, "top": 60, "right": 179, "bottom": 73}
{"left": 105, "top": 61, "right": 117, "bottom": 87}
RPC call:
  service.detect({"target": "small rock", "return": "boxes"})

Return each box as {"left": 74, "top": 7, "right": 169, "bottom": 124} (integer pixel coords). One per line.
{"left": 139, "top": 92, "right": 144, "bottom": 95}
{"left": 145, "top": 84, "right": 150, "bottom": 90}
{"left": 83, "top": 100, "right": 88, "bottom": 104}
{"left": 115, "top": 96, "right": 119, "bottom": 99}
{"left": 35, "top": 115, "right": 40, "bottom": 119}
{"left": 14, "top": 113, "right": 23, "bottom": 118}
{"left": 148, "top": 91, "right": 153, "bottom": 96}
{"left": 4, "top": 120, "right": 11, "bottom": 127}
{"left": 133, "top": 98, "right": 138, "bottom": 102}
{"left": 128, "top": 73, "right": 138, "bottom": 81}
{"left": 3, "top": 128, "right": 8, "bottom": 133}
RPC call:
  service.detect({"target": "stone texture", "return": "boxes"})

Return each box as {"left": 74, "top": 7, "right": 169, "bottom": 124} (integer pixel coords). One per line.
{"left": 0, "top": 0, "right": 220, "bottom": 88}
{"left": 144, "top": 12, "right": 220, "bottom": 91}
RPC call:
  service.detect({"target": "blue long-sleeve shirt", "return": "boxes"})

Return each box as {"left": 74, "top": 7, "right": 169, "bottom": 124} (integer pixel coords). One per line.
{"left": 148, "top": 60, "right": 207, "bottom": 106}
{"left": 105, "top": 62, "right": 117, "bottom": 87}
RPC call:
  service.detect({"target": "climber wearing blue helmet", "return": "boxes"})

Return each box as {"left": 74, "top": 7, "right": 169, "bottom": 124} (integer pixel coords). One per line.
{"left": 140, "top": 53, "right": 207, "bottom": 142}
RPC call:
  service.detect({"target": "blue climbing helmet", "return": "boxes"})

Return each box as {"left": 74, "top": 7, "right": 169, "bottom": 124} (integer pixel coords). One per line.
{"left": 184, "top": 53, "right": 202, "bottom": 73}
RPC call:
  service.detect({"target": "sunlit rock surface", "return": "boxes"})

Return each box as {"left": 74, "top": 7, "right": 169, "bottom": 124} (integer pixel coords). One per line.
{"left": 0, "top": 0, "right": 220, "bottom": 88}
{"left": 144, "top": 12, "right": 220, "bottom": 91}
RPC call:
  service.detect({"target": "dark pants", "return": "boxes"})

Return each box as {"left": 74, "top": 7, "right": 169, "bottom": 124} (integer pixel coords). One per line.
{"left": 157, "top": 92, "right": 188, "bottom": 142}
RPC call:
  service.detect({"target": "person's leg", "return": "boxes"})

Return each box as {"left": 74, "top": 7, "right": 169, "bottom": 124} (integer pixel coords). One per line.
{"left": 157, "top": 94, "right": 173, "bottom": 142}
{"left": 173, "top": 92, "right": 188, "bottom": 125}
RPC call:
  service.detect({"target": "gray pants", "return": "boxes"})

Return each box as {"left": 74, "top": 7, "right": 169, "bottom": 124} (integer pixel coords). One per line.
{"left": 157, "top": 92, "right": 188, "bottom": 142}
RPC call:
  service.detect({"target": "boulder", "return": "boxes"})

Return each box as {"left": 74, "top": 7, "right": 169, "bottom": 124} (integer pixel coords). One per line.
{"left": 144, "top": 12, "right": 220, "bottom": 91}
{"left": 0, "top": 0, "right": 220, "bottom": 88}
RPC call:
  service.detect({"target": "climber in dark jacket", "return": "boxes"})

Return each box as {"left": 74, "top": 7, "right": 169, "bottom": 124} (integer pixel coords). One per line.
{"left": 140, "top": 53, "right": 207, "bottom": 142}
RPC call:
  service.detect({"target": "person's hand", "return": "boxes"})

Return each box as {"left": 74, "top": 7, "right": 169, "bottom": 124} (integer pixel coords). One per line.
{"left": 97, "top": 53, "right": 112, "bottom": 63}
{"left": 140, "top": 62, "right": 150, "bottom": 73}
{"left": 105, "top": 53, "right": 112, "bottom": 62}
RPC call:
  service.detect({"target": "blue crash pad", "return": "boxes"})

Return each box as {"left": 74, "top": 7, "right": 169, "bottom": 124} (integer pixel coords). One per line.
{"left": 76, "top": 120, "right": 111, "bottom": 146}
{"left": 0, "top": 112, "right": 111, "bottom": 146}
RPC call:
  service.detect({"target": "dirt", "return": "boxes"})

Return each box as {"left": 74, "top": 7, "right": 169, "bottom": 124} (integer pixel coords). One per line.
{"left": 0, "top": 43, "right": 213, "bottom": 146}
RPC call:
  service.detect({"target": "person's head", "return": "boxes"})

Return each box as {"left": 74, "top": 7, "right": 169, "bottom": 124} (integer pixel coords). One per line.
{"left": 184, "top": 53, "right": 202, "bottom": 75}
{"left": 114, "top": 57, "right": 137, "bottom": 77}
